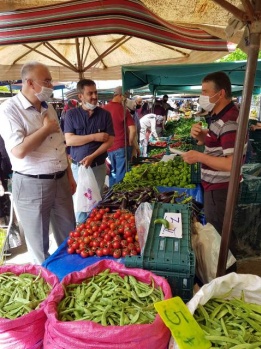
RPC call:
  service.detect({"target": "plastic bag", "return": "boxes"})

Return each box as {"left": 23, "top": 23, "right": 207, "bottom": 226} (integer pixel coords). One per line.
{"left": 75, "top": 166, "right": 102, "bottom": 212}
{"left": 191, "top": 222, "right": 236, "bottom": 284}
{"left": 44, "top": 260, "right": 171, "bottom": 349}
{"left": 0, "top": 264, "right": 59, "bottom": 349}
{"left": 169, "top": 273, "right": 261, "bottom": 349}
{"left": 135, "top": 202, "right": 153, "bottom": 254}
{"left": 7, "top": 222, "right": 22, "bottom": 249}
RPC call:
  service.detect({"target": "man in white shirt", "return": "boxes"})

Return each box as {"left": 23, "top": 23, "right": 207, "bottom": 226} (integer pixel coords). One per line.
{"left": 139, "top": 113, "right": 160, "bottom": 157}
{"left": 0, "top": 61, "right": 76, "bottom": 264}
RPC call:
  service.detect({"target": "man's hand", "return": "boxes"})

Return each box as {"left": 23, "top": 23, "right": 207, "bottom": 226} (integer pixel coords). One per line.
{"left": 80, "top": 155, "right": 94, "bottom": 167}
{"left": 182, "top": 150, "right": 201, "bottom": 164}
{"left": 191, "top": 122, "right": 203, "bottom": 140}
{"left": 43, "top": 114, "right": 60, "bottom": 134}
{"left": 93, "top": 132, "right": 110, "bottom": 142}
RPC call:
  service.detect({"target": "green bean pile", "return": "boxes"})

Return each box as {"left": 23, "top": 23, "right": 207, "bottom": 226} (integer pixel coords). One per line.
{"left": 194, "top": 295, "right": 261, "bottom": 348}
{"left": 58, "top": 269, "right": 164, "bottom": 325}
{"left": 0, "top": 272, "right": 52, "bottom": 319}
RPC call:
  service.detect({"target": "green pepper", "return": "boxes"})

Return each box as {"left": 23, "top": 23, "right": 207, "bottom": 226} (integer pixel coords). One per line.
{"left": 154, "top": 218, "right": 169, "bottom": 229}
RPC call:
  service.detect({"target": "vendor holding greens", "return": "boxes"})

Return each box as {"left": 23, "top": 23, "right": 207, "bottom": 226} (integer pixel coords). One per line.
{"left": 182, "top": 71, "right": 246, "bottom": 256}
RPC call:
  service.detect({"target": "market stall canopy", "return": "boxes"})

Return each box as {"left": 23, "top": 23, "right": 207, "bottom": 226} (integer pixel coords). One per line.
{"left": 0, "top": 0, "right": 246, "bottom": 45}
{"left": 0, "top": 0, "right": 229, "bottom": 81}
{"left": 122, "top": 60, "right": 261, "bottom": 92}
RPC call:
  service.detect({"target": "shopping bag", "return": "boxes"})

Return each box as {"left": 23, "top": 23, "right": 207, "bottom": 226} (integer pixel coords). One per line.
{"left": 75, "top": 166, "right": 102, "bottom": 212}
{"left": 191, "top": 222, "right": 236, "bottom": 284}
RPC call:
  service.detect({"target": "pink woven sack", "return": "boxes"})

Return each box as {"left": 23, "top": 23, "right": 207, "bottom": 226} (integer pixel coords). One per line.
{"left": 0, "top": 264, "right": 59, "bottom": 349}
{"left": 44, "top": 260, "right": 171, "bottom": 349}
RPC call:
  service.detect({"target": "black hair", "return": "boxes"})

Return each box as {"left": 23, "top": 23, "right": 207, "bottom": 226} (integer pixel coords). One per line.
{"left": 77, "top": 79, "right": 96, "bottom": 94}
{"left": 202, "top": 71, "right": 232, "bottom": 98}
{"left": 163, "top": 95, "right": 168, "bottom": 99}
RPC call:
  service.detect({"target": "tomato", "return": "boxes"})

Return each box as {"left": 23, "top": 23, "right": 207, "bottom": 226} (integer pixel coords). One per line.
{"left": 105, "top": 207, "right": 110, "bottom": 212}
{"left": 92, "top": 240, "right": 99, "bottom": 248}
{"left": 104, "top": 233, "right": 112, "bottom": 242}
{"left": 120, "top": 239, "right": 128, "bottom": 248}
{"left": 127, "top": 242, "right": 135, "bottom": 250}
{"left": 135, "top": 234, "right": 139, "bottom": 242}
{"left": 99, "top": 208, "right": 106, "bottom": 216}
{"left": 92, "top": 225, "right": 99, "bottom": 232}
{"left": 112, "top": 240, "right": 121, "bottom": 249}
{"left": 118, "top": 226, "right": 124, "bottom": 234}
{"left": 67, "top": 238, "right": 74, "bottom": 246}
{"left": 72, "top": 241, "right": 79, "bottom": 250}
{"left": 126, "top": 236, "right": 134, "bottom": 243}
{"left": 79, "top": 242, "right": 86, "bottom": 250}
{"left": 69, "top": 231, "right": 75, "bottom": 238}
{"left": 75, "top": 248, "right": 82, "bottom": 254}
{"left": 88, "top": 249, "right": 94, "bottom": 256}
{"left": 113, "top": 249, "right": 121, "bottom": 259}
{"left": 95, "top": 213, "right": 102, "bottom": 220}
{"left": 67, "top": 247, "right": 75, "bottom": 254}
{"left": 80, "top": 250, "right": 89, "bottom": 258}
{"left": 96, "top": 248, "right": 103, "bottom": 257}
{"left": 73, "top": 231, "right": 81, "bottom": 238}
{"left": 124, "top": 230, "right": 132, "bottom": 238}
{"left": 102, "top": 247, "right": 110, "bottom": 255}
{"left": 83, "top": 236, "right": 91, "bottom": 244}
{"left": 121, "top": 249, "right": 129, "bottom": 257}
{"left": 113, "top": 211, "right": 121, "bottom": 219}
{"left": 130, "top": 249, "right": 138, "bottom": 256}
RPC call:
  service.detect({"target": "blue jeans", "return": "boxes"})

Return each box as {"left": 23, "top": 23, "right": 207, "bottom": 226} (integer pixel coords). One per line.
{"left": 108, "top": 147, "right": 132, "bottom": 187}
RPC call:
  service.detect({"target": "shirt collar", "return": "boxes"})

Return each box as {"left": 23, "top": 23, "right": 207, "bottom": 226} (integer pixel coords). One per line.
{"left": 17, "top": 91, "right": 48, "bottom": 111}
{"left": 210, "top": 101, "right": 234, "bottom": 122}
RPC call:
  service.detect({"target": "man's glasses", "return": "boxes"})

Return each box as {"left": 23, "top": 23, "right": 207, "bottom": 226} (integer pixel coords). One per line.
{"left": 35, "top": 79, "right": 53, "bottom": 87}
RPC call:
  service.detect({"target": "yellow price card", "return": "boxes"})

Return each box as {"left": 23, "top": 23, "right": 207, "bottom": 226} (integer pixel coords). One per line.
{"left": 154, "top": 296, "right": 211, "bottom": 349}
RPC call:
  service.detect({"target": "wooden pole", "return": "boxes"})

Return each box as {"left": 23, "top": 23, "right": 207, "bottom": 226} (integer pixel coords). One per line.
{"left": 216, "top": 3, "right": 261, "bottom": 277}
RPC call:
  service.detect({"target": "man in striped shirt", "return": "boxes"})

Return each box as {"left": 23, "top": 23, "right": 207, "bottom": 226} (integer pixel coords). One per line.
{"left": 182, "top": 71, "right": 243, "bottom": 249}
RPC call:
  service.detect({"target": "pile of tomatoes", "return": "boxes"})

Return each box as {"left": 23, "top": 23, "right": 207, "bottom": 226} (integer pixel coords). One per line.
{"left": 67, "top": 208, "right": 141, "bottom": 259}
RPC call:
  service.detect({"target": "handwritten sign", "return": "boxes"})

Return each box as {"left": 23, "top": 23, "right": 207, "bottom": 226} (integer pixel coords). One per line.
{"left": 154, "top": 297, "right": 211, "bottom": 349}
{"left": 159, "top": 213, "right": 182, "bottom": 238}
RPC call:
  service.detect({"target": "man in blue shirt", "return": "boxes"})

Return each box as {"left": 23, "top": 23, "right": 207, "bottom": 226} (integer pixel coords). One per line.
{"left": 64, "top": 79, "right": 115, "bottom": 223}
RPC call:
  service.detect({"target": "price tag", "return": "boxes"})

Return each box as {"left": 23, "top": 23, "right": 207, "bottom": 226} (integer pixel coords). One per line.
{"left": 159, "top": 213, "right": 182, "bottom": 238}
{"left": 154, "top": 297, "right": 211, "bottom": 349}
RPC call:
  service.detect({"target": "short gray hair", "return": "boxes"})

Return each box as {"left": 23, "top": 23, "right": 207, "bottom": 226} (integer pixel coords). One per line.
{"left": 20, "top": 61, "right": 46, "bottom": 82}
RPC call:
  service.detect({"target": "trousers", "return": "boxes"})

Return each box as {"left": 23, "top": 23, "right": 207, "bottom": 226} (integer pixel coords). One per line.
{"left": 12, "top": 171, "right": 75, "bottom": 264}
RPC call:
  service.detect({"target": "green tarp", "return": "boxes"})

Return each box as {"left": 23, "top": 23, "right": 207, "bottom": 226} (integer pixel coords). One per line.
{"left": 122, "top": 61, "right": 261, "bottom": 95}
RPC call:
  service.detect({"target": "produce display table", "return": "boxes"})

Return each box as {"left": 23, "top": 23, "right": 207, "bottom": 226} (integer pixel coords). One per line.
{"left": 42, "top": 240, "right": 124, "bottom": 281}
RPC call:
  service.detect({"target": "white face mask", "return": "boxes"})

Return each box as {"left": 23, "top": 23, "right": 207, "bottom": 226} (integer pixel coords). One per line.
{"left": 199, "top": 91, "right": 220, "bottom": 112}
{"left": 84, "top": 101, "right": 97, "bottom": 110}
{"left": 34, "top": 86, "right": 53, "bottom": 102}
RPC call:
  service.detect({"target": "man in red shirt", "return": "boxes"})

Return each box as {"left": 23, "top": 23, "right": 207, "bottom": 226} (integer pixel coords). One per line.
{"left": 103, "top": 86, "right": 138, "bottom": 186}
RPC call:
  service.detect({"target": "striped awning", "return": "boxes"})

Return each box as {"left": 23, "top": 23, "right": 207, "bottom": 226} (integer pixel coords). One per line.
{"left": 0, "top": 0, "right": 228, "bottom": 51}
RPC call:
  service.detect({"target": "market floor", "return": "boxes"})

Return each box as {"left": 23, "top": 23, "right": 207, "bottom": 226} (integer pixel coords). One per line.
{"left": 4, "top": 227, "right": 57, "bottom": 265}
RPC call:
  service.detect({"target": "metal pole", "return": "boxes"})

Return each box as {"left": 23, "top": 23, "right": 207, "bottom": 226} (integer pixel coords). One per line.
{"left": 216, "top": 20, "right": 261, "bottom": 276}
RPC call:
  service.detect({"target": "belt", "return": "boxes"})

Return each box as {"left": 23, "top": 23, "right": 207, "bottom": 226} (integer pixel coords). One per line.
{"left": 14, "top": 170, "right": 66, "bottom": 180}
{"left": 71, "top": 159, "right": 104, "bottom": 168}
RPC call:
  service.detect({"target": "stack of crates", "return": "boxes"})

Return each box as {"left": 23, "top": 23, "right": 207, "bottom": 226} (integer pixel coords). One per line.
{"left": 125, "top": 202, "right": 195, "bottom": 302}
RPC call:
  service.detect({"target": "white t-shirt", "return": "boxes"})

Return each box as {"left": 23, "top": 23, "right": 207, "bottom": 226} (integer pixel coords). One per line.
{"left": 0, "top": 92, "right": 68, "bottom": 174}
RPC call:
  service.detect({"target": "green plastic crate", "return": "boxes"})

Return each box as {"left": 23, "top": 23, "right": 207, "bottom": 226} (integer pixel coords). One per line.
{"left": 125, "top": 203, "right": 195, "bottom": 275}
{"left": 151, "top": 269, "right": 194, "bottom": 302}
{"left": 190, "top": 162, "right": 201, "bottom": 184}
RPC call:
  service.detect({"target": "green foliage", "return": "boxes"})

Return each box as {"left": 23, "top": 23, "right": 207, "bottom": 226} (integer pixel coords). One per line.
{"left": 218, "top": 48, "right": 261, "bottom": 62}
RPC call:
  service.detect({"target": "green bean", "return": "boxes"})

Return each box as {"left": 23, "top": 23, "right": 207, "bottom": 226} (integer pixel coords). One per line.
{"left": 57, "top": 269, "right": 164, "bottom": 325}
{"left": 194, "top": 293, "right": 261, "bottom": 348}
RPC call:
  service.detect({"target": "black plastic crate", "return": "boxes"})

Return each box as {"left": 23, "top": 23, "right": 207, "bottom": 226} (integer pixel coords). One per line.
{"left": 125, "top": 202, "right": 195, "bottom": 275}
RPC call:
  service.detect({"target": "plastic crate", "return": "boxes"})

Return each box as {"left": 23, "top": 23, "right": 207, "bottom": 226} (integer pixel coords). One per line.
{"left": 125, "top": 202, "right": 195, "bottom": 275}
{"left": 238, "top": 175, "right": 261, "bottom": 204}
{"left": 151, "top": 270, "right": 194, "bottom": 302}
{"left": 190, "top": 162, "right": 201, "bottom": 184}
